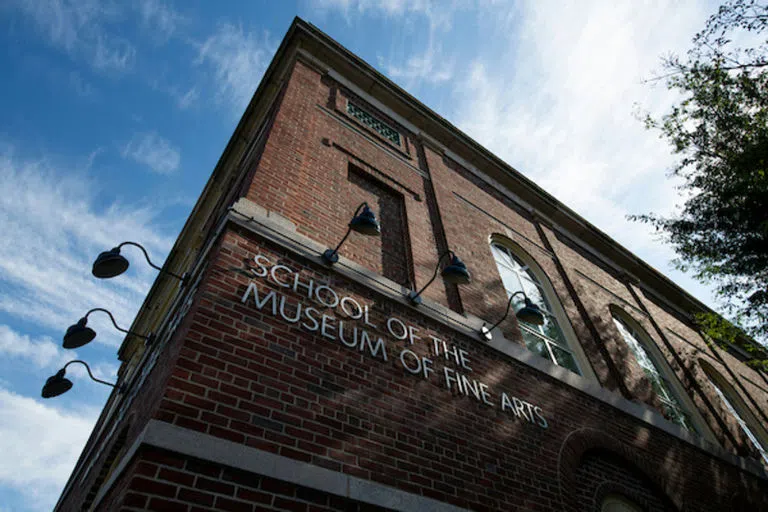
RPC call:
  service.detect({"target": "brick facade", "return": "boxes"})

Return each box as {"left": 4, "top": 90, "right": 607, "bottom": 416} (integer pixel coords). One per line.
{"left": 54, "top": 19, "right": 768, "bottom": 512}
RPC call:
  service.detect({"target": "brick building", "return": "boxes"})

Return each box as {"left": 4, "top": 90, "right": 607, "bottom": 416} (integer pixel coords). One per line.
{"left": 53, "top": 18, "right": 768, "bottom": 511}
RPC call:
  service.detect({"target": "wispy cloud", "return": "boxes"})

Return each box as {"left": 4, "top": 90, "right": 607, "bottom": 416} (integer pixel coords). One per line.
{"left": 137, "top": 0, "right": 185, "bottom": 41}
{"left": 0, "top": 387, "right": 100, "bottom": 511}
{"left": 196, "top": 23, "right": 273, "bottom": 114}
{"left": 319, "top": 0, "right": 459, "bottom": 89}
{"left": 176, "top": 86, "right": 199, "bottom": 109}
{"left": 121, "top": 132, "right": 181, "bottom": 174}
{"left": 0, "top": 146, "right": 174, "bottom": 347}
{"left": 0, "top": 325, "right": 72, "bottom": 371}
{"left": 92, "top": 35, "right": 136, "bottom": 71}
{"left": 379, "top": 35, "right": 453, "bottom": 88}
{"left": 68, "top": 71, "right": 96, "bottom": 98}
{"left": 9, "top": 0, "right": 136, "bottom": 72}
{"left": 315, "top": 0, "right": 455, "bottom": 28}
{"left": 0, "top": 325, "right": 118, "bottom": 382}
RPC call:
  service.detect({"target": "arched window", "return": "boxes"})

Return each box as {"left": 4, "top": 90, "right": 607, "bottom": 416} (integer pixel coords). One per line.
{"left": 700, "top": 360, "right": 768, "bottom": 465}
{"left": 611, "top": 310, "right": 694, "bottom": 431}
{"left": 490, "top": 241, "right": 582, "bottom": 375}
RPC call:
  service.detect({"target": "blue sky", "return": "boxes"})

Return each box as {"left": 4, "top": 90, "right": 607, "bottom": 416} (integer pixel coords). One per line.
{"left": 0, "top": 1, "right": 721, "bottom": 510}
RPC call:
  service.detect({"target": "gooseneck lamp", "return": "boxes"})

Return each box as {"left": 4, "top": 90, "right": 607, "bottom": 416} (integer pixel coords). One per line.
{"left": 63, "top": 308, "right": 151, "bottom": 349}
{"left": 481, "top": 290, "right": 545, "bottom": 341}
{"left": 407, "top": 250, "right": 471, "bottom": 305}
{"left": 41, "top": 360, "right": 123, "bottom": 399}
{"left": 92, "top": 241, "right": 185, "bottom": 282}
{"left": 322, "top": 202, "right": 381, "bottom": 264}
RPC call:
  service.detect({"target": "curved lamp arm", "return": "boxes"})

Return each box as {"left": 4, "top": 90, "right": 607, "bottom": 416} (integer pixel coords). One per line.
{"left": 484, "top": 291, "right": 527, "bottom": 333}
{"left": 83, "top": 308, "right": 149, "bottom": 339}
{"left": 408, "top": 250, "right": 455, "bottom": 303}
{"left": 328, "top": 203, "right": 367, "bottom": 255}
{"left": 118, "top": 241, "right": 186, "bottom": 281}
{"left": 480, "top": 290, "right": 546, "bottom": 341}
{"left": 63, "top": 360, "right": 123, "bottom": 391}
{"left": 322, "top": 202, "right": 368, "bottom": 264}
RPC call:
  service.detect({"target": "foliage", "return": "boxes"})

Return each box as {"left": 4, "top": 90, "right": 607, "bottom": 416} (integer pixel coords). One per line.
{"left": 695, "top": 311, "right": 768, "bottom": 370}
{"left": 633, "top": 0, "right": 768, "bottom": 348}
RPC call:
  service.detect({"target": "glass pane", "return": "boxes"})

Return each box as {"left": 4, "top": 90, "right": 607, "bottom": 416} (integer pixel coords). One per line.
{"left": 491, "top": 244, "right": 515, "bottom": 269}
{"left": 648, "top": 374, "right": 672, "bottom": 402}
{"left": 499, "top": 268, "right": 524, "bottom": 298}
{"left": 660, "top": 401, "right": 694, "bottom": 431}
{"left": 506, "top": 251, "right": 527, "bottom": 272}
{"left": 522, "top": 329, "right": 552, "bottom": 361}
{"left": 613, "top": 318, "right": 656, "bottom": 373}
{"left": 710, "top": 381, "right": 768, "bottom": 465}
{"left": 530, "top": 313, "right": 566, "bottom": 345}
{"left": 550, "top": 343, "right": 581, "bottom": 374}
{"left": 612, "top": 316, "right": 696, "bottom": 432}
{"left": 520, "top": 277, "right": 550, "bottom": 312}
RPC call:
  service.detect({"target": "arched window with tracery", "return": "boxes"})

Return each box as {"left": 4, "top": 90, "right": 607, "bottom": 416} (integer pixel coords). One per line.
{"left": 700, "top": 360, "right": 768, "bottom": 465}
{"left": 611, "top": 309, "right": 695, "bottom": 431}
{"left": 490, "top": 241, "right": 582, "bottom": 375}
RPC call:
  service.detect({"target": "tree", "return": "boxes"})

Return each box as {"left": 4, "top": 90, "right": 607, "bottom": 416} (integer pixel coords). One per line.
{"left": 633, "top": 0, "right": 768, "bottom": 350}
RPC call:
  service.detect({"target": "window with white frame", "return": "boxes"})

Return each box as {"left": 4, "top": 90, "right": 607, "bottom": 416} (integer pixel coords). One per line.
{"left": 701, "top": 362, "right": 768, "bottom": 465}
{"left": 490, "top": 242, "right": 581, "bottom": 374}
{"left": 611, "top": 313, "right": 694, "bottom": 431}
{"left": 346, "top": 101, "right": 401, "bottom": 146}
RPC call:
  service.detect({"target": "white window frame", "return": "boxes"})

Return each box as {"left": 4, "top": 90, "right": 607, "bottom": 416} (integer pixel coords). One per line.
{"left": 610, "top": 307, "right": 713, "bottom": 436}
{"left": 489, "top": 237, "right": 594, "bottom": 379}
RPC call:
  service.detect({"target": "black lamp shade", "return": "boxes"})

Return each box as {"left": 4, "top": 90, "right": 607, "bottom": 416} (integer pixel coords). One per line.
{"left": 514, "top": 298, "right": 546, "bottom": 326}
{"left": 41, "top": 370, "right": 73, "bottom": 399}
{"left": 441, "top": 255, "right": 471, "bottom": 285}
{"left": 92, "top": 247, "right": 130, "bottom": 278}
{"left": 349, "top": 205, "right": 380, "bottom": 236}
{"left": 63, "top": 318, "right": 96, "bottom": 349}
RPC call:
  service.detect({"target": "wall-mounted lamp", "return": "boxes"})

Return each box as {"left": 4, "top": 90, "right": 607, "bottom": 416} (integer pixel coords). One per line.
{"left": 407, "top": 250, "right": 470, "bottom": 305}
{"left": 322, "top": 202, "right": 380, "bottom": 264}
{"left": 481, "top": 290, "right": 545, "bottom": 341}
{"left": 63, "top": 308, "right": 152, "bottom": 349}
{"left": 41, "top": 360, "right": 123, "bottom": 399}
{"left": 92, "top": 241, "right": 185, "bottom": 282}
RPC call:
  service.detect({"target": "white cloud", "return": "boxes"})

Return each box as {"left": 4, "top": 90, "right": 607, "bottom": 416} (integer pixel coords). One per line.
{"left": 137, "top": 0, "right": 185, "bottom": 40}
{"left": 9, "top": 0, "right": 135, "bottom": 72}
{"left": 0, "top": 387, "right": 100, "bottom": 511}
{"left": 176, "top": 86, "right": 199, "bottom": 110}
{"left": 0, "top": 325, "right": 71, "bottom": 371}
{"left": 316, "top": 0, "right": 454, "bottom": 28}
{"left": 0, "top": 147, "right": 174, "bottom": 347}
{"left": 196, "top": 23, "right": 273, "bottom": 114}
{"left": 379, "top": 27, "right": 453, "bottom": 87}
{"left": 92, "top": 35, "right": 136, "bottom": 72}
{"left": 0, "top": 325, "right": 118, "bottom": 383}
{"left": 122, "top": 132, "right": 181, "bottom": 174}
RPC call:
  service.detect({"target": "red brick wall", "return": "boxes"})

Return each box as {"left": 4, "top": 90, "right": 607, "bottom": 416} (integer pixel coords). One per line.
{"left": 123, "top": 225, "right": 765, "bottom": 510}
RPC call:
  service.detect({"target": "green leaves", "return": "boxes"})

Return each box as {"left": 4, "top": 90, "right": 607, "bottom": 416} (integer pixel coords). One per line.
{"left": 636, "top": 1, "right": 768, "bottom": 350}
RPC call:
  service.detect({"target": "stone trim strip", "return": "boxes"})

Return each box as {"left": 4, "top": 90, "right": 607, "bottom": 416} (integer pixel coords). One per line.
{"left": 93, "top": 420, "right": 468, "bottom": 512}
